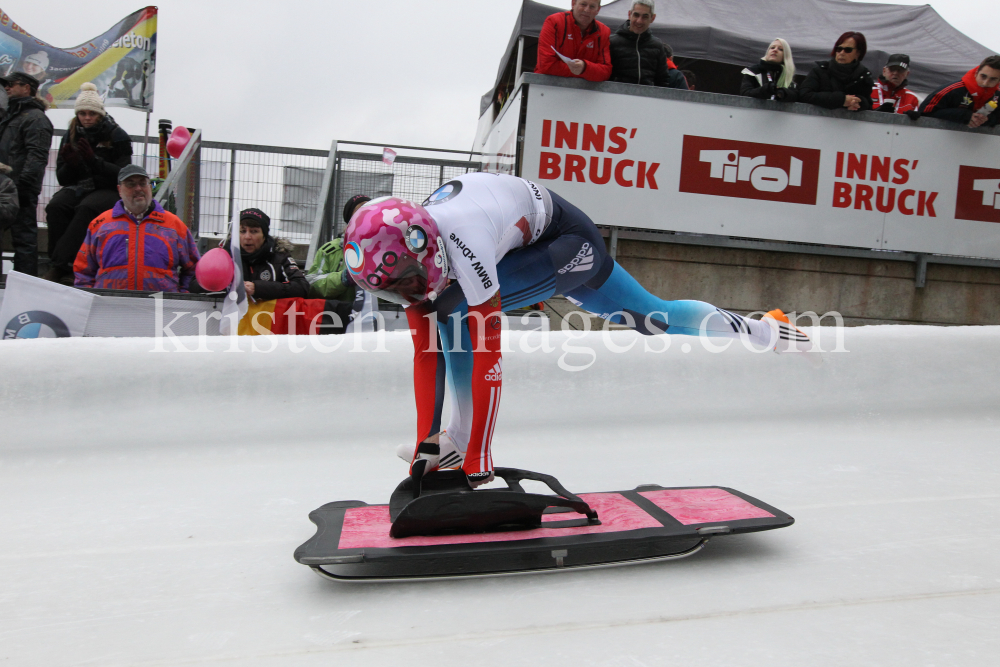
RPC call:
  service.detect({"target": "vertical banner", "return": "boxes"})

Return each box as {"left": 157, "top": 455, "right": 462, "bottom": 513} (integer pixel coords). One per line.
{"left": 0, "top": 271, "right": 95, "bottom": 339}
{"left": 0, "top": 7, "right": 157, "bottom": 110}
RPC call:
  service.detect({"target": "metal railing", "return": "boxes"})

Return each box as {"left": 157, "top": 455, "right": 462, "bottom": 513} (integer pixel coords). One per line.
{"left": 35, "top": 135, "right": 481, "bottom": 253}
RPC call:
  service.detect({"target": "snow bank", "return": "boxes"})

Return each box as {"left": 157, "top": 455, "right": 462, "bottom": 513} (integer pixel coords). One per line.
{"left": 2, "top": 325, "right": 997, "bottom": 450}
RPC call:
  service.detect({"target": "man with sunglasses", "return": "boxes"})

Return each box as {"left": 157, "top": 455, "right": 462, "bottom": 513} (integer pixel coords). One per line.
{"left": 0, "top": 72, "right": 53, "bottom": 277}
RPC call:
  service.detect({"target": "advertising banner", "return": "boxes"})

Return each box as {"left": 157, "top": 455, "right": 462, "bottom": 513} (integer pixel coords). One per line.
{"left": 0, "top": 271, "right": 95, "bottom": 339}
{"left": 0, "top": 7, "right": 156, "bottom": 110}
{"left": 520, "top": 84, "right": 1000, "bottom": 260}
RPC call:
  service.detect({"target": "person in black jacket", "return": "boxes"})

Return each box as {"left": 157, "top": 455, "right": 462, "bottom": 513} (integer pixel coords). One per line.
{"left": 0, "top": 72, "right": 53, "bottom": 277}
{"left": 799, "top": 31, "right": 874, "bottom": 112}
{"left": 609, "top": 1, "right": 687, "bottom": 90}
{"left": 229, "top": 208, "right": 309, "bottom": 300}
{"left": 741, "top": 38, "right": 797, "bottom": 102}
{"left": 918, "top": 55, "right": 1000, "bottom": 129}
{"left": 42, "top": 83, "right": 133, "bottom": 283}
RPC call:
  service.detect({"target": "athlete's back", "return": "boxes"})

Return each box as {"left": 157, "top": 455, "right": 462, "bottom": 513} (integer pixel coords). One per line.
{"left": 423, "top": 173, "right": 552, "bottom": 306}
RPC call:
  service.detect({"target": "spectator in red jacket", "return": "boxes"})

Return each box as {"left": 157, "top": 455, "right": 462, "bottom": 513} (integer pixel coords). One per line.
{"left": 534, "top": 0, "right": 612, "bottom": 82}
{"left": 871, "top": 54, "right": 919, "bottom": 114}
{"left": 918, "top": 55, "right": 1000, "bottom": 128}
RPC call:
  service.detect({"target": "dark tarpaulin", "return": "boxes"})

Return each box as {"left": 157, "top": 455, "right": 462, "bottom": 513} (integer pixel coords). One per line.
{"left": 482, "top": 0, "right": 995, "bottom": 114}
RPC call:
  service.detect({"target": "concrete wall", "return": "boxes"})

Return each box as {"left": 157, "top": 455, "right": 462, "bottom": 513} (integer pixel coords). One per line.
{"left": 614, "top": 239, "right": 1000, "bottom": 326}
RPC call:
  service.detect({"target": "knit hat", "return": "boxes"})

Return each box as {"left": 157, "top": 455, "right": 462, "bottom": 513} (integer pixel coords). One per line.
{"left": 343, "top": 194, "right": 372, "bottom": 224}
{"left": 240, "top": 208, "right": 271, "bottom": 237}
{"left": 24, "top": 51, "right": 49, "bottom": 73}
{"left": 74, "top": 82, "right": 105, "bottom": 116}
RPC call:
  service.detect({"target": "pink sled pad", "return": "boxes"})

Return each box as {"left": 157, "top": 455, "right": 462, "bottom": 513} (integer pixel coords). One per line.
{"left": 339, "top": 492, "right": 661, "bottom": 549}
{"left": 640, "top": 488, "right": 775, "bottom": 525}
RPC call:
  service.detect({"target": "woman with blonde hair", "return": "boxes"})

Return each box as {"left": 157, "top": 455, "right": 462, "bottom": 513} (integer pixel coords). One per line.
{"left": 740, "top": 38, "right": 797, "bottom": 101}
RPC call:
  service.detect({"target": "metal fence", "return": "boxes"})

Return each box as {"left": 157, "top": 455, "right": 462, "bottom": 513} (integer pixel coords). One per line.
{"left": 35, "top": 135, "right": 481, "bottom": 250}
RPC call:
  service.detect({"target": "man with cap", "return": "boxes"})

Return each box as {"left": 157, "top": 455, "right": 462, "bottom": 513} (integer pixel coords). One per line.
{"left": 74, "top": 164, "right": 200, "bottom": 292}
{"left": 0, "top": 72, "right": 54, "bottom": 276}
{"left": 224, "top": 207, "right": 308, "bottom": 300}
{"left": 871, "top": 54, "right": 919, "bottom": 114}
{"left": 304, "top": 194, "right": 369, "bottom": 300}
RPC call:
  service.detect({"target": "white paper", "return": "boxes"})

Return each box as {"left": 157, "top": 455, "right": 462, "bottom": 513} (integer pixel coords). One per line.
{"left": 741, "top": 68, "right": 763, "bottom": 86}
{"left": 551, "top": 45, "right": 575, "bottom": 65}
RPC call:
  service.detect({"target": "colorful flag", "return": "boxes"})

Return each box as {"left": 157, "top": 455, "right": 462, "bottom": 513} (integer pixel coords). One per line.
{"left": 0, "top": 271, "right": 95, "bottom": 339}
{"left": 0, "top": 7, "right": 157, "bottom": 110}
{"left": 382, "top": 148, "right": 397, "bottom": 166}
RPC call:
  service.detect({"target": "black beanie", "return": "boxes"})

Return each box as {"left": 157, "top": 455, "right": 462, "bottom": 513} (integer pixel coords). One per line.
{"left": 343, "top": 194, "right": 372, "bottom": 225}
{"left": 240, "top": 208, "right": 270, "bottom": 237}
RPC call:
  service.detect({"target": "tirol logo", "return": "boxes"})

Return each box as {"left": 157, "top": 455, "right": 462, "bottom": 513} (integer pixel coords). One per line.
{"left": 4, "top": 311, "right": 72, "bottom": 339}
{"left": 679, "top": 135, "right": 820, "bottom": 205}
{"left": 955, "top": 165, "right": 1000, "bottom": 224}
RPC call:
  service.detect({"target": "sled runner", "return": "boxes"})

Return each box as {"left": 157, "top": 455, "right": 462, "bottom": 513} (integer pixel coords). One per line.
{"left": 294, "top": 468, "right": 793, "bottom": 582}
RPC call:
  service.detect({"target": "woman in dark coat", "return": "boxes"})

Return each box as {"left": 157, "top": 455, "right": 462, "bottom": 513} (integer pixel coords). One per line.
{"left": 43, "top": 82, "right": 132, "bottom": 283}
{"left": 798, "top": 31, "right": 874, "bottom": 112}
{"left": 741, "top": 38, "right": 798, "bottom": 102}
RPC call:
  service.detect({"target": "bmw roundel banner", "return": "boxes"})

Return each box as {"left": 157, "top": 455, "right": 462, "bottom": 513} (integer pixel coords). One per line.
{"left": 1, "top": 272, "right": 94, "bottom": 340}
{"left": 0, "top": 7, "right": 156, "bottom": 111}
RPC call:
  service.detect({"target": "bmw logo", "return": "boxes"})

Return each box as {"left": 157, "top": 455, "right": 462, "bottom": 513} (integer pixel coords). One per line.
{"left": 422, "top": 180, "right": 463, "bottom": 206}
{"left": 405, "top": 225, "right": 428, "bottom": 253}
{"left": 3, "top": 310, "right": 72, "bottom": 339}
{"left": 344, "top": 241, "right": 364, "bottom": 273}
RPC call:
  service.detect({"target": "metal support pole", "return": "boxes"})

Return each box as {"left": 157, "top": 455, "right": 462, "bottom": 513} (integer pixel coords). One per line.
{"left": 609, "top": 227, "right": 619, "bottom": 260}
{"left": 227, "top": 148, "right": 237, "bottom": 222}
{"left": 915, "top": 254, "right": 928, "bottom": 288}
{"left": 515, "top": 37, "right": 524, "bottom": 80}
{"left": 142, "top": 110, "right": 151, "bottom": 169}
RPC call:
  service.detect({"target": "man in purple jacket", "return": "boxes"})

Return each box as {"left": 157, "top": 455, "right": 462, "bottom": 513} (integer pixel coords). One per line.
{"left": 74, "top": 165, "right": 200, "bottom": 292}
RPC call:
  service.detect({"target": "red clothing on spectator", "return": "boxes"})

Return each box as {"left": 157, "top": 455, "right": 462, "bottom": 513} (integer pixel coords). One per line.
{"left": 871, "top": 78, "right": 919, "bottom": 114}
{"left": 534, "top": 11, "right": 612, "bottom": 82}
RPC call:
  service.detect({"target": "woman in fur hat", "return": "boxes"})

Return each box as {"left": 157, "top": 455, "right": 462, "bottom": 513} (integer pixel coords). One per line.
{"left": 43, "top": 82, "right": 133, "bottom": 284}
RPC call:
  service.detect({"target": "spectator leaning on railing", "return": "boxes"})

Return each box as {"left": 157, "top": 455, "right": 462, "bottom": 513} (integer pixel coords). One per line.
{"left": 918, "top": 55, "right": 1000, "bottom": 129}
{"left": 799, "top": 31, "right": 874, "bottom": 112}
{"left": 224, "top": 208, "right": 308, "bottom": 301}
{"left": 74, "top": 165, "right": 199, "bottom": 292}
{"left": 871, "top": 54, "right": 919, "bottom": 114}
{"left": 609, "top": 1, "right": 687, "bottom": 90}
{"left": 0, "top": 91, "right": 19, "bottom": 229}
{"left": 43, "top": 83, "right": 132, "bottom": 285}
{"left": 0, "top": 72, "right": 53, "bottom": 277}
{"left": 741, "top": 38, "right": 797, "bottom": 102}
{"left": 535, "top": 0, "right": 612, "bottom": 82}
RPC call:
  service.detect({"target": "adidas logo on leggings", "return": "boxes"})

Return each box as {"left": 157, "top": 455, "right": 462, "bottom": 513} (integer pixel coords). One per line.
{"left": 484, "top": 360, "right": 503, "bottom": 382}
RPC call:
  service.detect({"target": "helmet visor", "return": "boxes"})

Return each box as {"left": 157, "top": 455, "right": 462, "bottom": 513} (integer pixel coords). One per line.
{"left": 360, "top": 252, "right": 429, "bottom": 306}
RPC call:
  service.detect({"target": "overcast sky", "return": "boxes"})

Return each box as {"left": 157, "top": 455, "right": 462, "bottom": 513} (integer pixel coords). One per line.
{"left": 8, "top": 0, "right": 995, "bottom": 153}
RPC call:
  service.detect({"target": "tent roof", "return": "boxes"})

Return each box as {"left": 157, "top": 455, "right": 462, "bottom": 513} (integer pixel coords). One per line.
{"left": 483, "top": 0, "right": 995, "bottom": 113}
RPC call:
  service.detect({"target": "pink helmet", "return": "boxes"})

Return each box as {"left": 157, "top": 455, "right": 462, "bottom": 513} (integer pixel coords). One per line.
{"left": 343, "top": 197, "right": 449, "bottom": 306}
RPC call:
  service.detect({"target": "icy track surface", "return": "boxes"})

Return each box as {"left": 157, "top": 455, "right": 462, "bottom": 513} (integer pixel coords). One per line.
{"left": 1, "top": 327, "right": 998, "bottom": 666}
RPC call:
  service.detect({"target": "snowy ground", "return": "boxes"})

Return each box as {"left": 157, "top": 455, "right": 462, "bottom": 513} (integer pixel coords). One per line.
{"left": 1, "top": 326, "right": 998, "bottom": 666}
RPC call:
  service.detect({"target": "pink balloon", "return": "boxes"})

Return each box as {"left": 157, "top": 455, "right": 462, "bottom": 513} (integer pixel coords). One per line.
{"left": 195, "top": 247, "right": 234, "bottom": 292}
{"left": 166, "top": 126, "right": 192, "bottom": 159}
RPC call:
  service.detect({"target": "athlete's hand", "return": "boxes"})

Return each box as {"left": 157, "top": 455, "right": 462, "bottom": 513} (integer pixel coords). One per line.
{"left": 568, "top": 59, "right": 586, "bottom": 76}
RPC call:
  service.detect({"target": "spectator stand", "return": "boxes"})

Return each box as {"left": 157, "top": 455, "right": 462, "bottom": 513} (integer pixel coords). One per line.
{"left": 479, "top": 71, "right": 1000, "bottom": 326}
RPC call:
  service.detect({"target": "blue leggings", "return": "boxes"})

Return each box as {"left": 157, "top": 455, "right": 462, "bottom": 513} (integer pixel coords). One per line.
{"left": 429, "top": 190, "right": 763, "bottom": 449}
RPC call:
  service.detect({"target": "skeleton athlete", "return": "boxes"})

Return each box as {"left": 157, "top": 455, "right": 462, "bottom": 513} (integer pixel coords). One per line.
{"left": 344, "top": 173, "right": 812, "bottom": 486}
